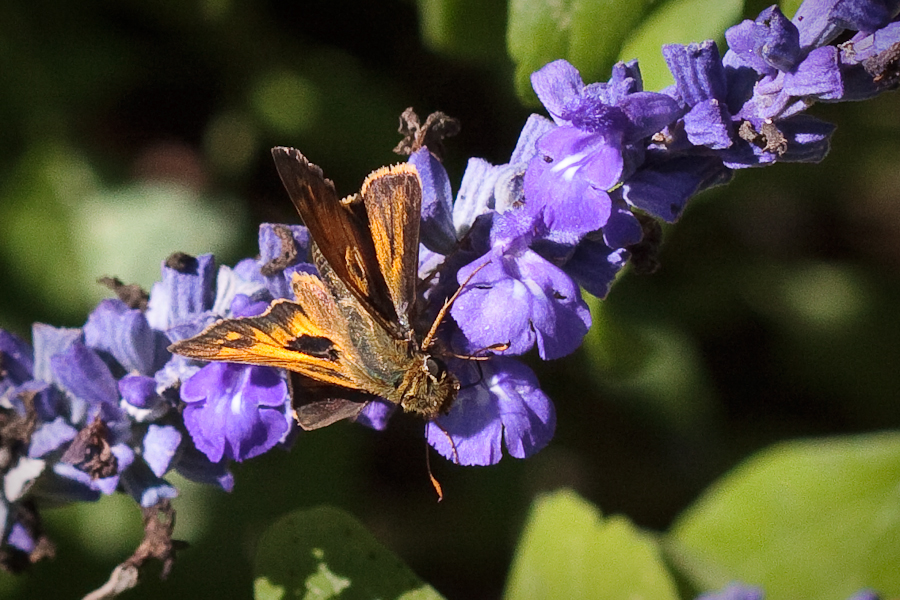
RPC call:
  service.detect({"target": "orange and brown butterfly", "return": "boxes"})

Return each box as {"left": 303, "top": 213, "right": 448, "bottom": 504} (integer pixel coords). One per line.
{"left": 168, "top": 147, "right": 460, "bottom": 430}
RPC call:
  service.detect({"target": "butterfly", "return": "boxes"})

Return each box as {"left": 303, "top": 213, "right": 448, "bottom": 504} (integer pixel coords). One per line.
{"left": 169, "top": 147, "right": 460, "bottom": 430}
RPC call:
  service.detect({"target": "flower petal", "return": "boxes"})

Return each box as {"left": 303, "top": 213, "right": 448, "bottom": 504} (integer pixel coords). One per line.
{"left": 84, "top": 299, "right": 169, "bottom": 375}
{"left": 28, "top": 417, "right": 78, "bottom": 459}
{"left": 354, "top": 400, "right": 395, "bottom": 431}
{"left": 143, "top": 424, "right": 183, "bottom": 477}
{"left": 531, "top": 59, "right": 585, "bottom": 124}
{"left": 411, "top": 148, "right": 457, "bottom": 254}
{"left": 51, "top": 342, "right": 119, "bottom": 408}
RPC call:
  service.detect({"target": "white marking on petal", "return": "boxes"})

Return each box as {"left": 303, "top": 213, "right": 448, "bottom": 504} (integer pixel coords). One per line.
{"left": 550, "top": 152, "right": 587, "bottom": 176}
{"left": 230, "top": 390, "right": 243, "bottom": 415}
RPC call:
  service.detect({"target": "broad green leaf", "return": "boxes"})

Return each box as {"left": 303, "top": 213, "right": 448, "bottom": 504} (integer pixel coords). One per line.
{"left": 618, "top": 0, "right": 743, "bottom": 91}
{"left": 417, "top": 0, "right": 508, "bottom": 63}
{"left": 253, "top": 506, "right": 445, "bottom": 600}
{"left": 504, "top": 489, "right": 679, "bottom": 600}
{"left": 508, "top": 0, "right": 652, "bottom": 103}
{"left": 668, "top": 432, "right": 900, "bottom": 600}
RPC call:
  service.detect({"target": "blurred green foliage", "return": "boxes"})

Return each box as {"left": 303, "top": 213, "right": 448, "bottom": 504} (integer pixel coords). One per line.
{"left": 1, "top": 0, "right": 899, "bottom": 598}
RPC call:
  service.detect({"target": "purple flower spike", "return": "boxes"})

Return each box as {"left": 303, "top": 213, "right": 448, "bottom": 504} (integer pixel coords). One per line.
{"left": 181, "top": 363, "right": 290, "bottom": 463}
{"left": 452, "top": 247, "right": 591, "bottom": 359}
{"left": 426, "top": 358, "right": 555, "bottom": 465}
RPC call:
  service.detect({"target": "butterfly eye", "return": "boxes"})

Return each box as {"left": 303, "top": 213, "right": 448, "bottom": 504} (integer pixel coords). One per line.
{"left": 425, "top": 356, "right": 447, "bottom": 381}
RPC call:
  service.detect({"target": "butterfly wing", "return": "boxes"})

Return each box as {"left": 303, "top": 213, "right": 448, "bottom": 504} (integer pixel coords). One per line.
{"left": 359, "top": 163, "right": 423, "bottom": 332}
{"left": 271, "top": 147, "right": 410, "bottom": 338}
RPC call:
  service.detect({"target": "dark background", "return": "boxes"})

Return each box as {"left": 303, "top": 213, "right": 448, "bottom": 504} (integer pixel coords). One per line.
{"left": 1, "top": 1, "right": 898, "bottom": 598}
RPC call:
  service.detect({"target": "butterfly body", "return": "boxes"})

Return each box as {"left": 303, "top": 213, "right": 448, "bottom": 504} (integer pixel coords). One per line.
{"left": 169, "top": 147, "right": 459, "bottom": 429}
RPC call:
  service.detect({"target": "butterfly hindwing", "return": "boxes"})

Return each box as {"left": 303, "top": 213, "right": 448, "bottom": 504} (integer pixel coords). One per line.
{"left": 287, "top": 371, "right": 374, "bottom": 430}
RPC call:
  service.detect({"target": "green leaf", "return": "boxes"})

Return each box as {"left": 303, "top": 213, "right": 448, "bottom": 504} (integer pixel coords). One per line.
{"left": 668, "top": 432, "right": 900, "bottom": 599}
{"left": 617, "top": 0, "right": 744, "bottom": 91}
{"left": 504, "top": 489, "right": 679, "bottom": 600}
{"left": 253, "top": 506, "right": 445, "bottom": 600}
{"left": 508, "top": 0, "right": 652, "bottom": 103}
{"left": 417, "top": 0, "right": 508, "bottom": 63}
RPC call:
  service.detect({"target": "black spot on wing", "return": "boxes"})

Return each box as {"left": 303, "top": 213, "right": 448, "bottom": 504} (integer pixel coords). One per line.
{"left": 286, "top": 335, "right": 339, "bottom": 360}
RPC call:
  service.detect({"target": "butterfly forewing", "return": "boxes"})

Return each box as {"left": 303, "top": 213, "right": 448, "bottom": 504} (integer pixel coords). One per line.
{"left": 360, "top": 164, "right": 423, "bottom": 331}
{"left": 271, "top": 147, "right": 403, "bottom": 337}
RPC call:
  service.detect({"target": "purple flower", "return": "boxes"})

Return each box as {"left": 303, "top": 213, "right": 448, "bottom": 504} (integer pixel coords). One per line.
{"left": 526, "top": 59, "right": 682, "bottom": 238}
{"left": 84, "top": 299, "right": 169, "bottom": 376}
{"left": 451, "top": 241, "right": 591, "bottom": 360}
{"left": 181, "top": 363, "right": 290, "bottom": 463}
{"left": 426, "top": 358, "right": 555, "bottom": 465}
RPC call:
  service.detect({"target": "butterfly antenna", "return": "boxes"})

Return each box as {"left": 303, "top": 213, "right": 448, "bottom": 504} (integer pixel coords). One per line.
{"left": 422, "top": 259, "right": 492, "bottom": 350}
{"left": 425, "top": 440, "right": 444, "bottom": 502}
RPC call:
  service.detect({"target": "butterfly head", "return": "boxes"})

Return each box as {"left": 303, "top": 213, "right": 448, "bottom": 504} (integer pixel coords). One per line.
{"left": 398, "top": 353, "right": 460, "bottom": 419}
